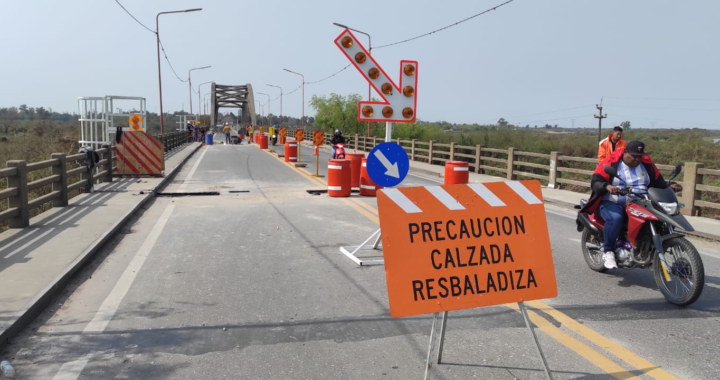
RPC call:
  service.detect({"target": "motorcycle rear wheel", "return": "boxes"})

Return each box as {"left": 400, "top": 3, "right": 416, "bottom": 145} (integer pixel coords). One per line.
{"left": 654, "top": 237, "right": 705, "bottom": 306}
{"left": 581, "top": 229, "right": 607, "bottom": 273}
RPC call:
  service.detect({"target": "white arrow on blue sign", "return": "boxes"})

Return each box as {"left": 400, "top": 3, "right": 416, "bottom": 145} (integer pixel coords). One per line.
{"left": 367, "top": 142, "right": 410, "bottom": 188}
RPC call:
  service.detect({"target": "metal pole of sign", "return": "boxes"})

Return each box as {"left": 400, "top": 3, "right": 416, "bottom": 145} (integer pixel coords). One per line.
{"left": 385, "top": 121, "right": 393, "bottom": 143}
{"left": 435, "top": 311, "right": 449, "bottom": 364}
{"left": 518, "top": 301, "right": 554, "bottom": 380}
{"left": 424, "top": 313, "right": 440, "bottom": 380}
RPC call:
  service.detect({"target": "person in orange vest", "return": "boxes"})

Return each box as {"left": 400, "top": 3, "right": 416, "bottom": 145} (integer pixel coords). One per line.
{"left": 598, "top": 126, "right": 626, "bottom": 163}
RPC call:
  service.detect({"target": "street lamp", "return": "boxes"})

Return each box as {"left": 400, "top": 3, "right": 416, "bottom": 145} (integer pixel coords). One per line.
{"left": 198, "top": 80, "right": 212, "bottom": 124}
{"left": 257, "top": 92, "right": 271, "bottom": 125}
{"left": 283, "top": 69, "right": 304, "bottom": 128}
{"left": 267, "top": 84, "right": 282, "bottom": 127}
{"left": 255, "top": 100, "right": 264, "bottom": 125}
{"left": 334, "top": 22, "right": 371, "bottom": 136}
{"left": 156, "top": 7, "right": 202, "bottom": 134}
{"left": 188, "top": 66, "right": 210, "bottom": 116}
{"left": 203, "top": 92, "right": 210, "bottom": 127}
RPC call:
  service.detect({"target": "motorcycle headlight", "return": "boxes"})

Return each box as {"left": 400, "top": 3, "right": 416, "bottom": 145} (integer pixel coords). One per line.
{"left": 658, "top": 202, "right": 679, "bottom": 215}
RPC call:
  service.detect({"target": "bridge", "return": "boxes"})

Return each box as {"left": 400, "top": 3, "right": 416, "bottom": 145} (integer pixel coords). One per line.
{"left": 210, "top": 82, "right": 256, "bottom": 128}
{"left": 1, "top": 134, "right": 720, "bottom": 379}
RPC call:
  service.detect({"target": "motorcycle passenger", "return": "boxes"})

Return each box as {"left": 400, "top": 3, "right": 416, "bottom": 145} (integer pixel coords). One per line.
{"left": 580, "top": 140, "right": 682, "bottom": 269}
{"left": 330, "top": 129, "right": 346, "bottom": 159}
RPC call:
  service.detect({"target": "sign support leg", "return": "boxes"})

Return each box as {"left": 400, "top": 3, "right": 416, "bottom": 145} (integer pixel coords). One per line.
{"left": 518, "top": 301, "right": 554, "bottom": 380}
{"left": 339, "top": 228, "right": 384, "bottom": 266}
{"left": 435, "top": 311, "right": 449, "bottom": 364}
{"left": 424, "top": 312, "right": 440, "bottom": 380}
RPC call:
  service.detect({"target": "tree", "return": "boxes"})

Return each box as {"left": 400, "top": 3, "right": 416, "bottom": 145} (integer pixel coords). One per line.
{"left": 310, "top": 93, "right": 382, "bottom": 135}
{"left": 620, "top": 120, "right": 631, "bottom": 130}
{"left": 497, "top": 118, "right": 509, "bottom": 127}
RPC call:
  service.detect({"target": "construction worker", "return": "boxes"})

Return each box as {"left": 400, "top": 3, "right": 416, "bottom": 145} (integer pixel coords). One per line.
{"left": 598, "top": 126, "right": 627, "bottom": 163}
{"left": 223, "top": 123, "right": 232, "bottom": 144}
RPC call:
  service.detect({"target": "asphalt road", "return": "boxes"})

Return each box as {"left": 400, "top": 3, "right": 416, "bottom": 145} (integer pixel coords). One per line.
{"left": 3, "top": 137, "right": 720, "bottom": 379}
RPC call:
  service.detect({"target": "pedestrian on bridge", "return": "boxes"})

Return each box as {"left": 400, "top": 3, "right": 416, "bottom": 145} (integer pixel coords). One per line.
{"left": 193, "top": 123, "right": 199, "bottom": 142}
{"left": 223, "top": 123, "right": 232, "bottom": 144}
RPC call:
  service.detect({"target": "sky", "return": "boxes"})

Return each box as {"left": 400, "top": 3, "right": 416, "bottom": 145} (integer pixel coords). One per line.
{"left": 1, "top": 0, "right": 719, "bottom": 129}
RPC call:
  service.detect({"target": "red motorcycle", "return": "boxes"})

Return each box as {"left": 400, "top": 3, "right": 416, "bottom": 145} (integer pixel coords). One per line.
{"left": 575, "top": 165, "right": 705, "bottom": 306}
{"left": 332, "top": 143, "right": 346, "bottom": 159}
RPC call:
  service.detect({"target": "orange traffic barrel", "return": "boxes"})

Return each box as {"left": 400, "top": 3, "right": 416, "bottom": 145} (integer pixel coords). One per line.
{"left": 253, "top": 132, "right": 259, "bottom": 144}
{"left": 279, "top": 135, "right": 286, "bottom": 145}
{"left": 444, "top": 161, "right": 470, "bottom": 185}
{"left": 327, "top": 159, "right": 351, "bottom": 197}
{"left": 360, "top": 157, "right": 380, "bottom": 196}
{"left": 345, "top": 153, "right": 364, "bottom": 189}
{"left": 284, "top": 142, "right": 298, "bottom": 162}
{"left": 258, "top": 135, "right": 269, "bottom": 149}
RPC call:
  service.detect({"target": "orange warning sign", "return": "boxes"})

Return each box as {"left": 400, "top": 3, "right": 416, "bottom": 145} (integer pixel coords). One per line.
{"left": 313, "top": 131, "right": 325, "bottom": 146}
{"left": 295, "top": 129, "right": 304, "bottom": 142}
{"left": 129, "top": 114, "right": 143, "bottom": 131}
{"left": 377, "top": 180, "right": 557, "bottom": 318}
{"left": 259, "top": 127, "right": 265, "bottom": 134}
{"left": 116, "top": 131, "right": 165, "bottom": 176}
{"left": 279, "top": 128, "right": 287, "bottom": 139}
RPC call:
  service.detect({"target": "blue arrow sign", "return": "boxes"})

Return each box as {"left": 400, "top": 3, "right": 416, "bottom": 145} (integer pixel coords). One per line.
{"left": 367, "top": 142, "right": 409, "bottom": 188}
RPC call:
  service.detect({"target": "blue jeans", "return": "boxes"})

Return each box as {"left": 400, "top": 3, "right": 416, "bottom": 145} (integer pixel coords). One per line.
{"left": 225, "top": 133, "right": 231, "bottom": 143}
{"left": 331, "top": 147, "right": 336, "bottom": 158}
{"left": 598, "top": 201, "right": 625, "bottom": 252}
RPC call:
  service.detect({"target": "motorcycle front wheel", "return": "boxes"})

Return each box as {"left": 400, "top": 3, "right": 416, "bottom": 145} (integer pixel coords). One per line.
{"left": 581, "top": 229, "right": 607, "bottom": 273}
{"left": 654, "top": 237, "right": 705, "bottom": 306}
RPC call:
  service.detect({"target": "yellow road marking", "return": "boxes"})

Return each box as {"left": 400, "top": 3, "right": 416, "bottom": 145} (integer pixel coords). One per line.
{"left": 505, "top": 303, "right": 636, "bottom": 380}
{"left": 262, "top": 144, "right": 677, "bottom": 379}
{"left": 527, "top": 301, "right": 679, "bottom": 380}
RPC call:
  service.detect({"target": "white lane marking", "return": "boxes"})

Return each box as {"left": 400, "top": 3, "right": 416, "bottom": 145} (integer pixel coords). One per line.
{"left": 506, "top": 181, "right": 542, "bottom": 204}
{"left": 383, "top": 189, "right": 423, "bottom": 213}
{"left": 178, "top": 147, "right": 208, "bottom": 192}
{"left": 468, "top": 183, "right": 506, "bottom": 207}
{"left": 425, "top": 186, "right": 465, "bottom": 210}
{"left": 51, "top": 356, "right": 91, "bottom": 380}
{"left": 328, "top": 186, "right": 342, "bottom": 191}
{"left": 4, "top": 228, "right": 55, "bottom": 259}
{"left": 83, "top": 204, "right": 175, "bottom": 333}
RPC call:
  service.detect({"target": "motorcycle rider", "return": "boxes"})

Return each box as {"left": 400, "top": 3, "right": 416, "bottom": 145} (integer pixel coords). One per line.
{"left": 330, "top": 129, "right": 346, "bottom": 159}
{"left": 579, "top": 140, "right": 682, "bottom": 269}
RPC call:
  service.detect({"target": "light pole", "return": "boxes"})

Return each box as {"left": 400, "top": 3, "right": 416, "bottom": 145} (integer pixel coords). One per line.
{"left": 257, "top": 92, "right": 270, "bottom": 125}
{"left": 255, "top": 100, "right": 264, "bottom": 125}
{"left": 204, "top": 93, "right": 210, "bottom": 127}
{"left": 334, "top": 22, "right": 371, "bottom": 137}
{"left": 156, "top": 7, "right": 202, "bottom": 134}
{"left": 198, "top": 81, "right": 212, "bottom": 125}
{"left": 283, "top": 69, "right": 305, "bottom": 128}
{"left": 267, "top": 84, "right": 282, "bottom": 127}
{"left": 188, "top": 66, "right": 210, "bottom": 116}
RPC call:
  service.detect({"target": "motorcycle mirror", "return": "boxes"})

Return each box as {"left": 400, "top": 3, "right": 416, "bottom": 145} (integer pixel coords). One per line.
{"left": 603, "top": 165, "right": 618, "bottom": 178}
{"left": 672, "top": 165, "right": 682, "bottom": 176}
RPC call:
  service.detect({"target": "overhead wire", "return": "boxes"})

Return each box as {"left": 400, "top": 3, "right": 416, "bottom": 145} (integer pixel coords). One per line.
{"left": 374, "top": 0, "right": 515, "bottom": 49}
{"left": 114, "top": 0, "right": 154, "bottom": 33}
{"left": 113, "top": 0, "right": 188, "bottom": 83}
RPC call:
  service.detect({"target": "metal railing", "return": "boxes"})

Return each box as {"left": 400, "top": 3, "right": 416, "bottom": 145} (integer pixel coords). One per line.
{"left": 293, "top": 131, "right": 719, "bottom": 217}
{"left": 0, "top": 131, "right": 187, "bottom": 229}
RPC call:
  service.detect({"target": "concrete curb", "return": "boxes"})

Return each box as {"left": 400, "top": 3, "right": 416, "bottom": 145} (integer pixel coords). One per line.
{"left": 0, "top": 143, "right": 202, "bottom": 350}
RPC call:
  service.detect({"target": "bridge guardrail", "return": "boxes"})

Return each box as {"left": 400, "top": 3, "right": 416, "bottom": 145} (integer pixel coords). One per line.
{"left": 0, "top": 131, "right": 187, "bottom": 229}
{"left": 286, "top": 129, "right": 718, "bottom": 217}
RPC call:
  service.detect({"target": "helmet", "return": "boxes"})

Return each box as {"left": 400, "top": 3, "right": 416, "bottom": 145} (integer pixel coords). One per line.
{"left": 334, "top": 129, "right": 341, "bottom": 136}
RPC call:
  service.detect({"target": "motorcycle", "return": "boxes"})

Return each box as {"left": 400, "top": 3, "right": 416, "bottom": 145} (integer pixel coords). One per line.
{"left": 332, "top": 143, "right": 346, "bottom": 159}
{"left": 575, "top": 165, "right": 705, "bottom": 306}
{"left": 271, "top": 134, "right": 278, "bottom": 146}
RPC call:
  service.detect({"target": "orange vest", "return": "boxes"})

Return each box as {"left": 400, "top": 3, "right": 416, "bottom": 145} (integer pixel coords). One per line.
{"left": 598, "top": 134, "right": 627, "bottom": 163}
